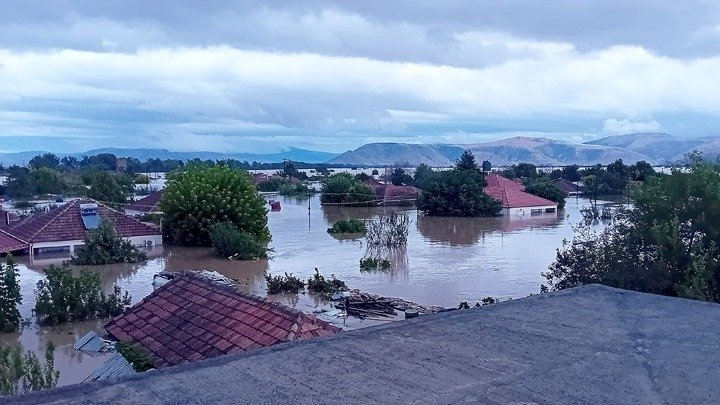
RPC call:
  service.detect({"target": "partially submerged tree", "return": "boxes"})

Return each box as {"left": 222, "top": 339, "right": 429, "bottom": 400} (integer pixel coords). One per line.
{"left": 162, "top": 164, "right": 270, "bottom": 247}
{"left": 416, "top": 169, "right": 501, "bottom": 217}
{"left": 320, "top": 173, "right": 376, "bottom": 206}
{"left": 72, "top": 219, "right": 147, "bottom": 265}
{"left": 0, "top": 255, "right": 22, "bottom": 333}
{"left": 0, "top": 342, "right": 59, "bottom": 396}
{"left": 209, "top": 222, "right": 269, "bottom": 260}
{"left": 34, "top": 264, "right": 131, "bottom": 326}
{"left": 544, "top": 159, "right": 720, "bottom": 303}
{"left": 524, "top": 182, "right": 567, "bottom": 209}
{"left": 88, "top": 172, "right": 126, "bottom": 207}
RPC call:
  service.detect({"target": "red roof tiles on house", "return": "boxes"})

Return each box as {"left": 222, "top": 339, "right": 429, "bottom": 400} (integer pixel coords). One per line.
{"left": 105, "top": 274, "right": 341, "bottom": 368}
{"left": 485, "top": 173, "right": 525, "bottom": 190}
{"left": 7, "top": 199, "right": 160, "bottom": 243}
{"left": 484, "top": 186, "right": 557, "bottom": 209}
{"left": 0, "top": 229, "right": 27, "bottom": 253}
{"left": 366, "top": 181, "right": 419, "bottom": 205}
{"left": 127, "top": 191, "right": 163, "bottom": 214}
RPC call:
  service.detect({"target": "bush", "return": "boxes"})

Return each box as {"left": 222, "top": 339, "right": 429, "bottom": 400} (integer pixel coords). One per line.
{"left": 116, "top": 342, "right": 154, "bottom": 372}
{"left": 264, "top": 272, "right": 305, "bottom": 294}
{"left": 0, "top": 255, "right": 22, "bottom": 333}
{"left": 34, "top": 264, "right": 132, "bottom": 326}
{"left": 524, "top": 182, "right": 567, "bottom": 209}
{"left": 162, "top": 164, "right": 270, "bottom": 247}
{"left": 0, "top": 342, "right": 59, "bottom": 396}
{"left": 209, "top": 222, "right": 268, "bottom": 260}
{"left": 359, "top": 257, "right": 391, "bottom": 271}
{"left": 306, "top": 268, "right": 347, "bottom": 295}
{"left": 416, "top": 169, "right": 502, "bottom": 217}
{"left": 366, "top": 212, "right": 410, "bottom": 248}
{"left": 278, "top": 183, "right": 312, "bottom": 197}
{"left": 327, "top": 219, "right": 367, "bottom": 234}
{"left": 71, "top": 219, "right": 147, "bottom": 265}
{"left": 320, "top": 173, "right": 376, "bottom": 206}
{"left": 257, "top": 180, "right": 282, "bottom": 192}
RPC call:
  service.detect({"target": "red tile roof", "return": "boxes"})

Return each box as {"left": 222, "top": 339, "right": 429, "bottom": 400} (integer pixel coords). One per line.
{"left": 485, "top": 173, "right": 525, "bottom": 190}
{"left": 0, "top": 229, "right": 27, "bottom": 254}
{"left": 366, "top": 182, "right": 419, "bottom": 205}
{"left": 7, "top": 199, "right": 160, "bottom": 243}
{"left": 127, "top": 191, "right": 163, "bottom": 214}
{"left": 105, "top": 274, "right": 341, "bottom": 368}
{"left": 484, "top": 186, "right": 557, "bottom": 209}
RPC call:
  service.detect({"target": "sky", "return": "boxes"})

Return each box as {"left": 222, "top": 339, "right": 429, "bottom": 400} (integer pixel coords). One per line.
{"left": 1, "top": 0, "right": 720, "bottom": 153}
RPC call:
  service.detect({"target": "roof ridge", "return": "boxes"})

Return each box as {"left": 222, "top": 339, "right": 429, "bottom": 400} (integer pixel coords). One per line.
{"left": 16, "top": 199, "right": 78, "bottom": 241}
{"left": 0, "top": 227, "right": 28, "bottom": 244}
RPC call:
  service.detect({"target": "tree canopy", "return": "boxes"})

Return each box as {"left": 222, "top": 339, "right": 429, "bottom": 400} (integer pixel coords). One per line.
{"left": 161, "top": 164, "right": 270, "bottom": 246}
{"left": 544, "top": 159, "right": 720, "bottom": 303}
{"left": 416, "top": 169, "right": 501, "bottom": 217}
{"left": 71, "top": 219, "right": 147, "bottom": 265}
{"left": 320, "top": 173, "right": 376, "bottom": 206}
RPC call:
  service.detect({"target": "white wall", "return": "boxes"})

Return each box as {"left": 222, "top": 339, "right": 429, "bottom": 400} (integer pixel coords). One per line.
{"left": 31, "top": 234, "right": 163, "bottom": 255}
{"left": 505, "top": 205, "right": 558, "bottom": 217}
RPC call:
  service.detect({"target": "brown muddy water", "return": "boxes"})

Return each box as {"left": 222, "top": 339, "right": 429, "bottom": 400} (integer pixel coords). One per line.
{"left": 1, "top": 195, "right": 610, "bottom": 387}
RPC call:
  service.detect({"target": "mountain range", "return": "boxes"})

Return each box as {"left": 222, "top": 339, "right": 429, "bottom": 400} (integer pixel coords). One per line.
{"left": 329, "top": 133, "right": 720, "bottom": 166}
{"left": 1, "top": 133, "right": 717, "bottom": 167}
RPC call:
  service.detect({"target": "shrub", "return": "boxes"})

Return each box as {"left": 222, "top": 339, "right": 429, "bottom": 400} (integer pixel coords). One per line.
{"left": 116, "top": 342, "right": 154, "bottom": 372}
{"left": 524, "top": 182, "right": 567, "bottom": 209}
{"left": 0, "top": 255, "right": 22, "bottom": 333}
{"left": 366, "top": 212, "right": 410, "bottom": 248}
{"left": 359, "top": 257, "right": 391, "bottom": 271}
{"left": 0, "top": 342, "right": 59, "bottom": 396}
{"left": 264, "top": 272, "right": 305, "bottom": 294}
{"left": 71, "top": 219, "right": 147, "bottom": 265}
{"left": 34, "top": 264, "right": 132, "bottom": 326}
{"left": 209, "top": 222, "right": 268, "bottom": 260}
{"left": 306, "top": 268, "right": 347, "bottom": 295}
{"left": 278, "top": 183, "right": 313, "bottom": 197}
{"left": 162, "top": 164, "right": 270, "bottom": 247}
{"left": 327, "top": 219, "right": 367, "bottom": 234}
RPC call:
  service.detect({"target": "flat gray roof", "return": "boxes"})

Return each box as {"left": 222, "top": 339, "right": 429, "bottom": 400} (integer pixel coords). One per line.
{"left": 12, "top": 284, "right": 720, "bottom": 404}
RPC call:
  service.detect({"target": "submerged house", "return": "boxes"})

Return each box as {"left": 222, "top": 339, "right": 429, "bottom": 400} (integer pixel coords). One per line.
{"left": 484, "top": 173, "right": 558, "bottom": 217}
{"left": 3, "top": 199, "right": 162, "bottom": 256}
{"left": 105, "top": 274, "right": 341, "bottom": 368}
{"left": 0, "top": 229, "right": 27, "bottom": 254}
{"left": 125, "top": 191, "right": 163, "bottom": 217}
{"left": 366, "top": 179, "right": 420, "bottom": 206}
{"left": 552, "top": 178, "right": 583, "bottom": 196}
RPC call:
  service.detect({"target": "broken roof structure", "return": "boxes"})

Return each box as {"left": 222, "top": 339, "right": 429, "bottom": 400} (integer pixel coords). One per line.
{"left": 14, "top": 284, "right": 720, "bottom": 404}
{"left": 105, "top": 274, "right": 341, "bottom": 368}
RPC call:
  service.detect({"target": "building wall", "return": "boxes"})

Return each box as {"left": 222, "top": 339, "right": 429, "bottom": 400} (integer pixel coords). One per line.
{"left": 504, "top": 205, "right": 558, "bottom": 217}
{"left": 31, "top": 234, "right": 163, "bottom": 255}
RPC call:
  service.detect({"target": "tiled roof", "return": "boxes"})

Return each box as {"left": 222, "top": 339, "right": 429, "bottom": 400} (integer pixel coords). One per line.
{"left": 0, "top": 208, "right": 20, "bottom": 228}
{"left": 7, "top": 199, "right": 160, "bottom": 243}
{"left": 127, "top": 191, "right": 163, "bottom": 214}
{"left": 105, "top": 274, "right": 341, "bottom": 368}
{"left": 0, "top": 229, "right": 27, "bottom": 253}
{"left": 485, "top": 173, "right": 525, "bottom": 190}
{"left": 368, "top": 183, "right": 419, "bottom": 204}
{"left": 484, "top": 186, "right": 557, "bottom": 209}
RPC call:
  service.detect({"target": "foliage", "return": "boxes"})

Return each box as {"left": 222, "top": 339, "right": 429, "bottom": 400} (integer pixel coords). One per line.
{"left": 28, "top": 153, "right": 61, "bottom": 170}
{"left": 481, "top": 160, "right": 492, "bottom": 172}
{"left": 0, "top": 342, "right": 59, "bottom": 396}
{"left": 511, "top": 163, "right": 538, "bottom": 179}
{"left": 257, "top": 179, "right": 283, "bottom": 192}
{"left": 371, "top": 169, "right": 379, "bottom": 176}
{"left": 544, "top": 160, "right": 720, "bottom": 303}
{"left": 354, "top": 173, "right": 371, "bottom": 182}
{"left": 116, "top": 342, "right": 154, "bottom": 372}
{"left": 455, "top": 150, "right": 480, "bottom": 172}
{"left": 162, "top": 164, "right": 270, "bottom": 247}
{"left": 71, "top": 219, "right": 148, "bottom": 265}
{"left": 458, "top": 297, "right": 498, "bottom": 309}
{"left": 327, "top": 219, "right": 367, "bottom": 234}
{"left": 278, "top": 183, "right": 312, "bottom": 197}
{"left": 320, "top": 173, "right": 376, "bottom": 206}
{"left": 359, "top": 257, "right": 391, "bottom": 271}
{"left": 366, "top": 212, "right": 410, "bottom": 247}
{"left": 306, "top": 268, "right": 347, "bottom": 295}
{"left": 390, "top": 167, "right": 413, "bottom": 186}
{"left": 416, "top": 169, "right": 502, "bottom": 217}
{"left": 88, "top": 172, "right": 126, "bottom": 206}
{"left": 34, "top": 264, "right": 132, "bottom": 326}
{"left": 412, "top": 164, "right": 437, "bottom": 190}
{"left": 0, "top": 255, "right": 22, "bottom": 333}
{"left": 29, "top": 168, "right": 66, "bottom": 195}
{"left": 561, "top": 165, "right": 581, "bottom": 182}
{"left": 264, "top": 272, "right": 305, "bottom": 294}
{"left": 138, "top": 212, "right": 162, "bottom": 225}
{"left": 209, "top": 222, "right": 269, "bottom": 260}
{"left": 523, "top": 182, "right": 567, "bottom": 209}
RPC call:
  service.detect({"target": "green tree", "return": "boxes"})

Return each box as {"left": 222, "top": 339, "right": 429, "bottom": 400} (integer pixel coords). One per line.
{"left": 29, "top": 168, "right": 65, "bottom": 195}
{"left": 34, "top": 264, "right": 131, "bottom": 326}
{"left": 629, "top": 161, "right": 656, "bottom": 181}
{"left": 0, "top": 255, "right": 22, "bottom": 333}
{"left": 413, "top": 164, "right": 436, "bottom": 190}
{"left": 0, "top": 342, "right": 59, "bottom": 395}
{"left": 28, "top": 153, "right": 60, "bottom": 170}
{"left": 88, "top": 172, "right": 126, "bottom": 206}
{"left": 481, "top": 160, "right": 492, "bottom": 172}
{"left": 161, "top": 164, "right": 270, "bottom": 246}
{"left": 544, "top": 160, "right": 720, "bottom": 303}
{"left": 524, "top": 182, "right": 567, "bottom": 209}
{"left": 5, "top": 166, "right": 34, "bottom": 199}
{"left": 561, "top": 165, "right": 581, "bottom": 181}
{"left": 71, "top": 219, "right": 148, "bottom": 265}
{"left": 389, "top": 167, "right": 412, "bottom": 186}
{"left": 455, "top": 150, "right": 480, "bottom": 172}
{"left": 511, "top": 163, "right": 537, "bottom": 178}
{"left": 320, "top": 173, "right": 376, "bottom": 206}
{"left": 371, "top": 169, "right": 379, "bottom": 176}
{"left": 416, "top": 170, "right": 501, "bottom": 217}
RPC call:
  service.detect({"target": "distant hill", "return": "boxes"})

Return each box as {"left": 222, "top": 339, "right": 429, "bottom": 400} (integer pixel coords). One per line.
{"left": 0, "top": 147, "right": 338, "bottom": 166}
{"left": 584, "top": 133, "right": 705, "bottom": 162}
{"left": 328, "top": 143, "right": 464, "bottom": 166}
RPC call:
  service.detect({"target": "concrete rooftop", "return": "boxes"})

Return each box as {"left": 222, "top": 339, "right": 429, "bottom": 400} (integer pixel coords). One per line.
{"left": 13, "top": 285, "right": 720, "bottom": 404}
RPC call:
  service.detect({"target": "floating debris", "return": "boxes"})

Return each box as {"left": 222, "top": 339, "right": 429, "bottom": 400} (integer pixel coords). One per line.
{"left": 73, "top": 331, "right": 114, "bottom": 353}
{"left": 335, "top": 289, "right": 445, "bottom": 319}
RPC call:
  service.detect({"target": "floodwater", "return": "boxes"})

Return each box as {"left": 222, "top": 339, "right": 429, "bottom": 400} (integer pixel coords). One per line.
{"left": 1, "top": 194, "right": 610, "bottom": 387}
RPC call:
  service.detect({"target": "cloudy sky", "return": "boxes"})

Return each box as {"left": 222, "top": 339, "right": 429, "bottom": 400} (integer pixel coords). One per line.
{"left": 1, "top": 0, "right": 720, "bottom": 153}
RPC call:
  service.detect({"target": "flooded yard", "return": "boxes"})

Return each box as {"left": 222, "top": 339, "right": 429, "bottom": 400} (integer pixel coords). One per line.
{"left": 1, "top": 195, "right": 609, "bottom": 386}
